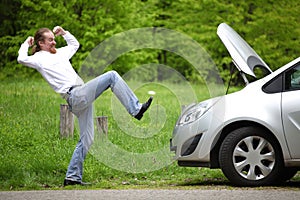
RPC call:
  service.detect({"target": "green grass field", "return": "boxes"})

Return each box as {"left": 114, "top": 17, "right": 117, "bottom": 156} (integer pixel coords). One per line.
{"left": 0, "top": 77, "right": 229, "bottom": 190}
{"left": 1, "top": 78, "right": 299, "bottom": 191}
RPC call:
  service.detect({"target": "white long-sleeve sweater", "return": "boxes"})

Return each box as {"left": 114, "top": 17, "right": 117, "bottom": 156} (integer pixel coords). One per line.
{"left": 17, "top": 31, "right": 84, "bottom": 94}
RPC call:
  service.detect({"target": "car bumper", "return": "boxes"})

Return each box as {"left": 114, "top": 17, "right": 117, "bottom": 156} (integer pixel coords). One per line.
{"left": 170, "top": 98, "right": 225, "bottom": 163}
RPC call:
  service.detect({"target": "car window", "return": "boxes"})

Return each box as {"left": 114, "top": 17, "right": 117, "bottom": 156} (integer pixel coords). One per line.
{"left": 262, "top": 74, "right": 283, "bottom": 94}
{"left": 285, "top": 64, "right": 300, "bottom": 91}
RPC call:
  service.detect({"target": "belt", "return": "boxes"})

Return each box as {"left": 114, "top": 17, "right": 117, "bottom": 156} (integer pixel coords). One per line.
{"left": 62, "top": 85, "right": 82, "bottom": 100}
{"left": 67, "top": 85, "right": 81, "bottom": 94}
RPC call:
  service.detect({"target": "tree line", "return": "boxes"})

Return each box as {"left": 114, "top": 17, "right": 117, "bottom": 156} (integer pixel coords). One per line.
{"left": 1, "top": 0, "right": 299, "bottom": 85}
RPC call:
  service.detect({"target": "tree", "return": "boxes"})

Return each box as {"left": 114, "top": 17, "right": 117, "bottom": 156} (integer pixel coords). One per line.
{"left": 1, "top": 0, "right": 300, "bottom": 86}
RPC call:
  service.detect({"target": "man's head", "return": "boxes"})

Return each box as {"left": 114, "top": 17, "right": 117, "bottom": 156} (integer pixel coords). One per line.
{"left": 33, "top": 28, "right": 56, "bottom": 54}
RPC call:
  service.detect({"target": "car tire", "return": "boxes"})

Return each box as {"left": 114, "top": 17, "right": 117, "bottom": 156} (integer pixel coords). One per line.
{"left": 278, "top": 167, "right": 298, "bottom": 182}
{"left": 219, "top": 126, "right": 284, "bottom": 186}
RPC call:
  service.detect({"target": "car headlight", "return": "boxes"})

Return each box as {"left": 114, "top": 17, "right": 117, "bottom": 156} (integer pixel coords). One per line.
{"left": 178, "top": 101, "right": 210, "bottom": 126}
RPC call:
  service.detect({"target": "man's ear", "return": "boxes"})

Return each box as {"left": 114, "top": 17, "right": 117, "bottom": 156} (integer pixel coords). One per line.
{"left": 38, "top": 40, "right": 44, "bottom": 46}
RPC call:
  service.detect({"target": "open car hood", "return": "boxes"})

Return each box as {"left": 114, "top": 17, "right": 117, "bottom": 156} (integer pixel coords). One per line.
{"left": 217, "top": 23, "right": 272, "bottom": 77}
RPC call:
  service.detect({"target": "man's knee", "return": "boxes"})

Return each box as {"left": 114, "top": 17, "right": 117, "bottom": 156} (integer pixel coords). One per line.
{"left": 109, "top": 70, "right": 120, "bottom": 79}
{"left": 83, "top": 136, "right": 94, "bottom": 150}
{"left": 108, "top": 70, "right": 121, "bottom": 88}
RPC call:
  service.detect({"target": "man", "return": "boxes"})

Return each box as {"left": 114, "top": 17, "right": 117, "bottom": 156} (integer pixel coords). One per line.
{"left": 17, "top": 26, "right": 153, "bottom": 186}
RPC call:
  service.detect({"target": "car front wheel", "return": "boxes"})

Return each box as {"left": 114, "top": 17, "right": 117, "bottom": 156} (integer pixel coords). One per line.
{"left": 219, "top": 126, "right": 284, "bottom": 186}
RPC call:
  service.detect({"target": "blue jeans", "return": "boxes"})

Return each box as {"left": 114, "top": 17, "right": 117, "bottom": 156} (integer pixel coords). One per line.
{"left": 65, "top": 71, "right": 141, "bottom": 182}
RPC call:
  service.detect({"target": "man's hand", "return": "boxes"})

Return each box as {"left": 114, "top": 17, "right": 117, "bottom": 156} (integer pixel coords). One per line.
{"left": 53, "top": 26, "right": 66, "bottom": 36}
{"left": 26, "top": 36, "right": 34, "bottom": 47}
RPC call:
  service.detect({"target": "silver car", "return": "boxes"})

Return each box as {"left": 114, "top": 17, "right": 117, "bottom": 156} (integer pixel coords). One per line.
{"left": 170, "top": 23, "right": 300, "bottom": 186}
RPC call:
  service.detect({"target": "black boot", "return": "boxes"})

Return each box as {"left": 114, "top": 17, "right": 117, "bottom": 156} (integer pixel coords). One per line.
{"left": 134, "top": 96, "right": 153, "bottom": 120}
{"left": 63, "top": 179, "right": 91, "bottom": 186}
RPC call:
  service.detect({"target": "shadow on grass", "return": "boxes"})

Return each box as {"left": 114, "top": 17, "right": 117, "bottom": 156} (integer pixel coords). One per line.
{"left": 173, "top": 178, "right": 300, "bottom": 189}
{"left": 280, "top": 180, "right": 300, "bottom": 188}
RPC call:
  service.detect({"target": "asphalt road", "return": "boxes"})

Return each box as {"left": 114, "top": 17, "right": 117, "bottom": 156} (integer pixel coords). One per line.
{"left": 1, "top": 189, "right": 300, "bottom": 200}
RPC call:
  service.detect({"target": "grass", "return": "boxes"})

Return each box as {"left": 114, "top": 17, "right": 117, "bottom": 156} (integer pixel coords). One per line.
{"left": 0, "top": 77, "right": 299, "bottom": 191}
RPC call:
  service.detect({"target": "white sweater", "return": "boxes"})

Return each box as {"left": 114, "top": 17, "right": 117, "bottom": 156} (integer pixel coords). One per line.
{"left": 17, "top": 31, "right": 84, "bottom": 94}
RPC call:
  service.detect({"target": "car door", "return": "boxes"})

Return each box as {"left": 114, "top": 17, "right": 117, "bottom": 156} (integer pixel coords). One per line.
{"left": 282, "top": 62, "right": 300, "bottom": 158}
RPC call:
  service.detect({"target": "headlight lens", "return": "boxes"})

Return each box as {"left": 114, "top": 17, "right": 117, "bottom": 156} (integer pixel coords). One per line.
{"left": 178, "top": 101, "right": 210, "bottom": 125}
